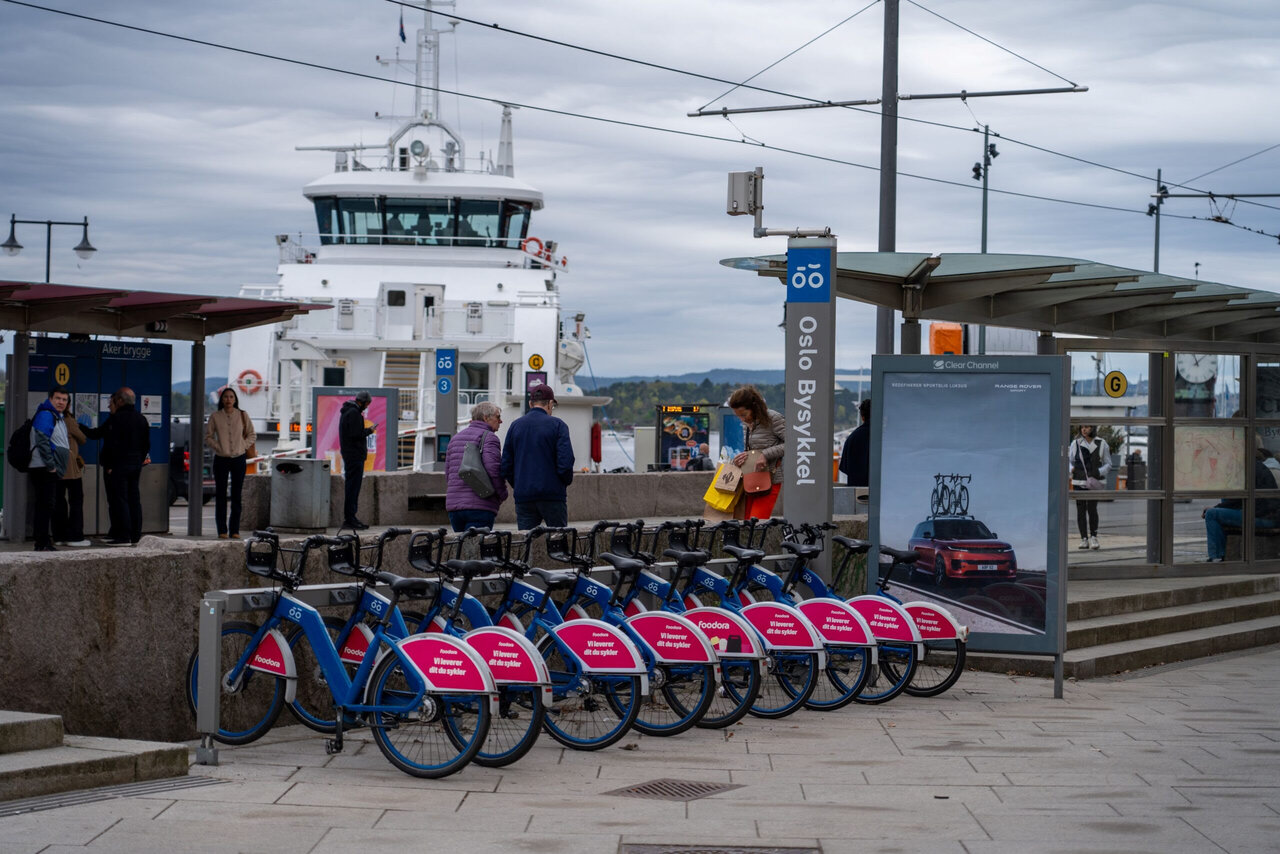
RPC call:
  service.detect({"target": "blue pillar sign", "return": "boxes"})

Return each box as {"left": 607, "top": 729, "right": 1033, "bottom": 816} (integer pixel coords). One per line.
{"left": 785, "top": 238, "right": 837, "bottom": 576}
{"left": 434, "top": 348, "right": 458, "bottom": 468}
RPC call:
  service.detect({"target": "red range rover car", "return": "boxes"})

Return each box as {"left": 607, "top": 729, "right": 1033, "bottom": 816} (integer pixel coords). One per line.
{"left": 907, "top": 516, "right": 1017, "bottom": 585}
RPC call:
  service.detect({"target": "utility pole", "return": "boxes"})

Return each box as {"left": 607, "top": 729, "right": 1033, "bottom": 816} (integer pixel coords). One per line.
{"left": 971, "top": 125, "right": 998, "bottom": 353}
{"left": 1146, "top": 169, "right": 1167, "bottom": 272}
{"left": 1150, "top": 188, "right": 1280, "bottom": 273}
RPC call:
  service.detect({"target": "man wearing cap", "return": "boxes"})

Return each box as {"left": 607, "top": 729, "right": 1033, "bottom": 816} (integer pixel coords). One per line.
{"left": 500, "top": 384, "right": 575, "bottom": 528}
{"left": 339, "top": 390, "right": 377, "bottom": 530}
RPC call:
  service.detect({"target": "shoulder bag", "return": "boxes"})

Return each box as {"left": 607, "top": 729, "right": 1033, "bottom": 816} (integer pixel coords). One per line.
{"left": 459, "top": 435, "right": 496, "bottom": 498}
{"left": 742, "top": 448, "right": 772, "bottom": 494}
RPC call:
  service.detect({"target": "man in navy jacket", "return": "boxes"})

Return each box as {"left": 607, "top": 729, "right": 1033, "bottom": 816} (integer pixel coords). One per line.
{"left": 500, "top": 385, "right": 574, "bottom": 528}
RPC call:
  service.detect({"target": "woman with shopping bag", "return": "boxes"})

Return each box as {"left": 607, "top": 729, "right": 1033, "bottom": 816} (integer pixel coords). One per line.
{"left": 728, "top": 385, "right": 786, "bottom": 519}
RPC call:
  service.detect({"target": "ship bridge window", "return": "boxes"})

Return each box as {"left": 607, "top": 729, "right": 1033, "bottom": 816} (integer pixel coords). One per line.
{"left": 386, "top": 197, "right": 454, "bottom": 246}
{"left": 457, "top": 200, "right": 500, "bottom": 248}
{"left": 336, "top": 198, "right": 381, "bottom": 245}
{"left": 315, "top": 198, "right": 339, "bottom": 245}
{"left": 501, "top": 201, "right": 532, "bottom": 249}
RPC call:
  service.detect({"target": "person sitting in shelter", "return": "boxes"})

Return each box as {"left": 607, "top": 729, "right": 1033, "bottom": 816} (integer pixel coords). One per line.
{"left": 1203, "top": 447, "right": 1280, "bottom": 562}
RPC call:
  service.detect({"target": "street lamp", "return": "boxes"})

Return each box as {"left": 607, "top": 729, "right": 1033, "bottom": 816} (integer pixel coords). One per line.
{"left": 2, "top": 214, "right": 97, "bottom": 282}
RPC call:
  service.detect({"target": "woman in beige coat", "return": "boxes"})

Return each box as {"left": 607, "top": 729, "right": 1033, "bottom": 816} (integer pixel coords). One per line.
{"left": 205, "top": 387, "right": 255, "bottom": 538}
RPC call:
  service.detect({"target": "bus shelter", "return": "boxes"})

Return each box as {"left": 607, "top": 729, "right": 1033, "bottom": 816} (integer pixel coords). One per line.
{"left": 723, "top": 252, "right": 1280, "bottom": 579}
{"left": 0, "top": 281, "right": 330, "bottom": 541}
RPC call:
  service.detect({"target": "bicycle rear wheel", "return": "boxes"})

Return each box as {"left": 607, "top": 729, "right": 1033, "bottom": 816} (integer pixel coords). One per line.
{"left": 538, "top": 635, "right": 640, "bottom": 750}
{"left": 469, "top": 685, "right": 546, "bottom": 767}
{"left": 625, "top": 663, "right": 716, "bottom": 737}
{"left": 367, "top": 653, "right": 490, "bottom": 779}
{"left": 697, "top": 658, "right": 761, "bottom": 729}
{"left": 286, "top": 616, "right": 348, "bottom": 733}
{"left": 750, "top": 651, "right": 819, "bottom": 719}
{"left": 903, "top": 639, "right": 966, "bottom": 697}
{"left": 804, "top": 646, "right": 872, "bottom": 711}
{"left": 185, "top": 621, "right": 286, "bottom": 745}
{"left": 856, "top": 642, "right": 918, "bottom": 704}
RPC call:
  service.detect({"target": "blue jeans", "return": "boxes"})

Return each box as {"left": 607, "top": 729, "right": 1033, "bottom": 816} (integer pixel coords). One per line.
{"left": 1204, "top": 506, "right": 1277, "bottom": 560}
{"left": 515, "top": 500, "right": 567, "bottom": 530}
{"left": 449, "top": 509, "right": 496, "bottom": 533}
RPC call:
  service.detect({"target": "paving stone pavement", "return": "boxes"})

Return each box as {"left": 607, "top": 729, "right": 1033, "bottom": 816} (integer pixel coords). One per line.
{"left": 2, "top": 646, "right": 1277, "bottom": 853}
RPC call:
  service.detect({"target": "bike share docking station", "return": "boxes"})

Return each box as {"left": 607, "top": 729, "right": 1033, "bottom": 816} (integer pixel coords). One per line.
{"left": 194, "top": 547, "right": 797, "bottom": 765}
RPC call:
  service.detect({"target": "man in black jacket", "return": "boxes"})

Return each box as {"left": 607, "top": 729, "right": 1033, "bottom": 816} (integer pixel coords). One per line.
{"left": 83, "top": 387, "right": 151, "bottom": 545}
{"left": 338, "top": 390, "right": 376, "bottom": 529}
{"left": 839, "top": 398, "right": 871, "bottom": 487}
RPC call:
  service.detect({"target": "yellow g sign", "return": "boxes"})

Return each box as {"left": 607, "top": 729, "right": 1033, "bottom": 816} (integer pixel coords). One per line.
{"left": 1104, "top": 370, "right": 1128, "bottom": 398}
{"left": 54, "top": 363, "right": 71, "bottom": 385}
{"left": 528, "top": 354, "right": 544, "bottom": 371}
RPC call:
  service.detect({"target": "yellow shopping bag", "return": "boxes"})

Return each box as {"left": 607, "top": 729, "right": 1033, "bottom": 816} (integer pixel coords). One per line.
{"left": 703, "top": 465, "right": 742, "bottom": 512}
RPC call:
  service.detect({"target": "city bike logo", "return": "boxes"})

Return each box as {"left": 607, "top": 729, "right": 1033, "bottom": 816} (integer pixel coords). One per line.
{"left": 930, "top": 473, "right": 972, "bottom": 518}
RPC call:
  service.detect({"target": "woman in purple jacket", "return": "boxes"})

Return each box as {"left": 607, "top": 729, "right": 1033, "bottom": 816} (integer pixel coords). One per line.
{"left": 444, "top": 401, "right": 509, "bottom": 531}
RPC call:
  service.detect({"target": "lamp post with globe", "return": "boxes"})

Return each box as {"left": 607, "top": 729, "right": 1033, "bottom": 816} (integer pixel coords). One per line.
{"left": 2, "top": 214, "right": 97, "bottom": 282}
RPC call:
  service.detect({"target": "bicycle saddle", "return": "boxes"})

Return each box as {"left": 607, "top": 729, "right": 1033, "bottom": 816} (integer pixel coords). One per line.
{"left": 662, "top": 547, "right": 710, "bottom": 566}
{"left": 780, "top": 541, "right": 822, "bottom": 559}
{"left": 444, "top": 559, "right": 495, "bottom": 578}
{"left": 374, "top": 571, "right": 434, "bottom": 596}
{"left": 527, "top": 566, "right": 578, "bottom": 588}
{"left": 879, "top": 545, "right": 920, "bottom": 563}
{"left": 599, "top": 552, "right": 646, "bottom": 576}
{"left": 720, "top": 544, "right": 764, "bottom": 563}
{"left": 831, "top": 535, "right": 870, "bottom": 553}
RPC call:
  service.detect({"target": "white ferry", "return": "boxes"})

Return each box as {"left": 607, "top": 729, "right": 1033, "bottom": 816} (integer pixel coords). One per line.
{"left": 226, "top": 1, "right": 605, "bottom": 470}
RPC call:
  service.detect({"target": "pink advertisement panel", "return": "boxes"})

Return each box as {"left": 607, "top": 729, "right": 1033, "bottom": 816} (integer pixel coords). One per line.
{"left": 904, "top": 603, "right": 966, "bottom": 640}
{"left": 338, "top": 624, "right": 374, "bottom": 665}
{"left": 740, "top": 603, "right": 821, "bottom": 650}
{"left": 250, "top": 629, "right": 293, "bottom": 677}
{"left": 464, "top": 629, "right": 544, "bottom": 684}
{"left": 795, "top": 600, "right": 875, "bottom": 646}
{"left": 554, "top": 622, "right": 644, "bottom": 671}
{"left": 682, "top": 607, "right": 759, "bottom": 657}
{"left": 313, "top": 391, "right": 393, "bottom": 472}
{"left": 847, "top": 596, "right": 921, "bottom": 642}
{"left": 626, "top": 614, "right": 716, "bottom": 664}
{"left": 400, "top": 636, "right": 490, "bottom": 692}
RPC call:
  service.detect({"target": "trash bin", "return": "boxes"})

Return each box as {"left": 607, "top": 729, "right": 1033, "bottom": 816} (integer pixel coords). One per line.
{"left": 1126, "top": 455, "right": 1147, "bottom": 490}
{"left": 270, "top": 458, "right": 331, "bottom": 532}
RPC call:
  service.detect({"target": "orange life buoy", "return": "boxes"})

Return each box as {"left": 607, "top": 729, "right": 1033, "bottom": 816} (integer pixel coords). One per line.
{"left": 236, "top": 369, "right": 264, "bottom": 395}
{"left": 521, "top": 236, "right": 544, "bottom": 257}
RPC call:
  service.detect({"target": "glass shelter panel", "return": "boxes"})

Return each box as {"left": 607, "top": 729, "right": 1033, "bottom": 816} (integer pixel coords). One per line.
{"left": 1173, "top": 352, "right": 1239, "bottom": 418}
{"left": 1256, "top": 360, "right": 1280, "bottom": 419}
{"left": 1068, "top": 351, "right": 1151, "bottom": 405}
{"left": 1068, "top": 497, "right": 1163, "bottom": 567}
{"left": 1173, "top": 425, "right": 1245, "bottom": 492}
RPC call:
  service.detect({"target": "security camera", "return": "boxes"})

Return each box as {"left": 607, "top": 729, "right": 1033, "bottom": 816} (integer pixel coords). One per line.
{"left": 275, "top": 234, "right": 289, "bottom": 245}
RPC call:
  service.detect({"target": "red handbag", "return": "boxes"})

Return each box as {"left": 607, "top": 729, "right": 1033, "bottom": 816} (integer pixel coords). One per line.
{"left": 742, "top": 449, "right": 772, "bottom": 493}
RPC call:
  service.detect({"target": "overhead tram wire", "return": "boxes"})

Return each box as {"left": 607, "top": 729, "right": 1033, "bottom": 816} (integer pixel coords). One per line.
{"left": 5, "top": 0, "right": 1271, "bottom": 240}
{"left": 1180, "top": 142, "right": 1280, "bottom": 186}
{"left": 379, "top": 0, "right": 1280, "bottom": 216}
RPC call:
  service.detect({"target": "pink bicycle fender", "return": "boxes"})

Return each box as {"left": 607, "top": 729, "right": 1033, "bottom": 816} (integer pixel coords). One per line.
{"left": 740, "top": 602, "right": 825, "bottom": 651}
{"left": 552, "top": 619, "right": 646, "bottom": 674}
{"left": 682, "top": 607, "right": 762, "bottom": 658}
{"left": 901, "top": 601, "right": 969, "bottom": 641}
{"left": 338, "top": 623, "right": 375, "bottom": 665}
{"left": 464, "top": 626, "right": 551, "bottom": 686}
{"left": 626, "top": 612, "right": 718, "bottom": 665}
{"left": 795, "top": 599, "right": 876, "bottom": 646}
{"left": 563, "top": 603, "right": 591, "bottom": 621}
{"left": 398, "top": 634, "right": 496, "bottom": 693}
{"left": 845, "top": 596, "right": 923, "bottom": 643}
{"left": 249, "top": 628, "right": 295, "bottom": 678}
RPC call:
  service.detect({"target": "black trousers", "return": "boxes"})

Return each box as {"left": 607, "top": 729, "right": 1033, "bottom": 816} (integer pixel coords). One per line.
{"left": 213, "top": 454, "right": 247, "bottom": 535}
{"left": 1076, "top": 496, "right": 1099, "bottom": 538}
{"left": 342, "top": 454, "right": 365, "bottom": 524}
{"left": 54, "top": 477, "right": 84, "bottom": 542}
{"left": 29, "top": 468, "right": 59, "bottom": 548}
{"left": 106, "top": 465, "right": 143, "bottom": 543}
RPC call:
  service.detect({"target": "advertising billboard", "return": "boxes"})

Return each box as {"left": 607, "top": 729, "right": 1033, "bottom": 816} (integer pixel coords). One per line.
{"left": 872, "top": 355, "right": 1067, "bottom": 656}
{"left": 311, "top": 386, "right": 399, "bottom": 472}
{"left": 656, "top": 405, "right": 711, "bottom": 470}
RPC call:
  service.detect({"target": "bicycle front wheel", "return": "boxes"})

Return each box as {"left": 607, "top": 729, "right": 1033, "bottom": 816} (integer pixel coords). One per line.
{"left": 805, "top": 646, "right": 873, "bottom": 711}
{"left": 286, "top": 616, "right": 348, "bottom": 733}
{"left": 856, "top": 642, "right": 918, "bottom": 704}
{"left": 750, "top": 651, "right": 819, "bottom": 719}
{"left": 185, "top": 621, "right": 286, "bottom": 745}
{"left": 697, "top": 658, "right": 761, "bottom": 729}
{"left": 368, "top": 653, "right": 490, "bottom": 779}
{"left": 468, "top": 684, "right": 546, "bottom": 767}
{"left": 904, "top": 639, "right": 966, "bottom": 697}
{"left": 538, "top": 635, "right": 640, "bottom": 750}
{"left": 625, "top": 663, "right": 716, "bottom": 737}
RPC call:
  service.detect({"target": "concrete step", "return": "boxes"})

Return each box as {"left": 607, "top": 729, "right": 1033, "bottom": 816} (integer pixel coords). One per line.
{"left": 1068, "top": 592, "right": 1280, "bottom": 648}
{"left": 0, "top": 734, "right": 188, "bottom": 802}
{"left": 1068, "top": 574, "right": 1279, "bottom": 621}
{"left": 968, "top": 614, "right": 1280, "bottom": 679}
{"left": 0, "top": 711, "right": 63, "bottom": 755}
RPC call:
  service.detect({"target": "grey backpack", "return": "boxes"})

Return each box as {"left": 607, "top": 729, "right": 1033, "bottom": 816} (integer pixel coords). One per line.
{"left": 459, "top": 437, "right": 495, "bottom": 498}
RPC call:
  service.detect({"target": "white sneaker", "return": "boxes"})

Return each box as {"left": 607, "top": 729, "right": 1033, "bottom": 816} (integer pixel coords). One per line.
{"left": 65, "top": 539, "right": 92, "bottom": 547}
{"left": 1078, "top": 538, "right": 1089, "bottom": 550}
{"left": 1089, "top": 535, "right": 1100, "bottom": 550}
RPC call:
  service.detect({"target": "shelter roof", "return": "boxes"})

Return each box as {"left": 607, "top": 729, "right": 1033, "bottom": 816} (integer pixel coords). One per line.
{"left": 721, "top": 252, "right": 1280, "bottom": 345}
{"left": 0, "top": 281, "right": 330, "bottom": 340}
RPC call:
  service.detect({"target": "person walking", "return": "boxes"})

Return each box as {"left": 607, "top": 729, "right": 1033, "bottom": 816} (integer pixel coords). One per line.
{"left": 729, "top": 385, "right": 786, "bottom": 520}
{"left": 205, "top": 387, "right": 255, "bottom": 539}
{"left": 338, "top": 390, "right": 376, "bottom": 529}
{"left": 838, "top": 398, "right": 872, "bottom": 487}
{"left": 500, "top": 385, "right": 574, "bottom": 528}
{"left": 28, "top": 386, "right": 71, "bottom": 551}
{"left": 82, "top": 387, "right": 151, "bottom": 545}
{"left": 444, "top": 401, "right": 508, "bottom": 531}
{"left": 54, "top": 397, "right": 91, "bottom": 548}
{"left": 1069, "top": 424, "right": 1111, "bottom": 550}
{"left": 686, "top": 443, "right": 716, "bottom": 472}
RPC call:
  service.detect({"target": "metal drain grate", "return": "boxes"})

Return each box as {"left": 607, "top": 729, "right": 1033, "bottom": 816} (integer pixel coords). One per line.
{"left": 622, "top": 846, "right": 820, "bottom": 854}
{"left": 603, "top": 778, "right": 744, "bottom": 802}
{"left": 0, "top": 775, "right": 228, "bottom": 817}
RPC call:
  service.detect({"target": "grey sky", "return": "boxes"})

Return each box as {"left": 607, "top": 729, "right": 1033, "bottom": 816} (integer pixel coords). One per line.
{"left": 2, "top": 0, "right": 1278, "bottom": 381}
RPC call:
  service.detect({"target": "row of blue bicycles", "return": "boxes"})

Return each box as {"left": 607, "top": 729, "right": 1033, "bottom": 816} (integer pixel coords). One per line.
{"left": 187, "top": 518, "right": 969, "bottom": 779}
